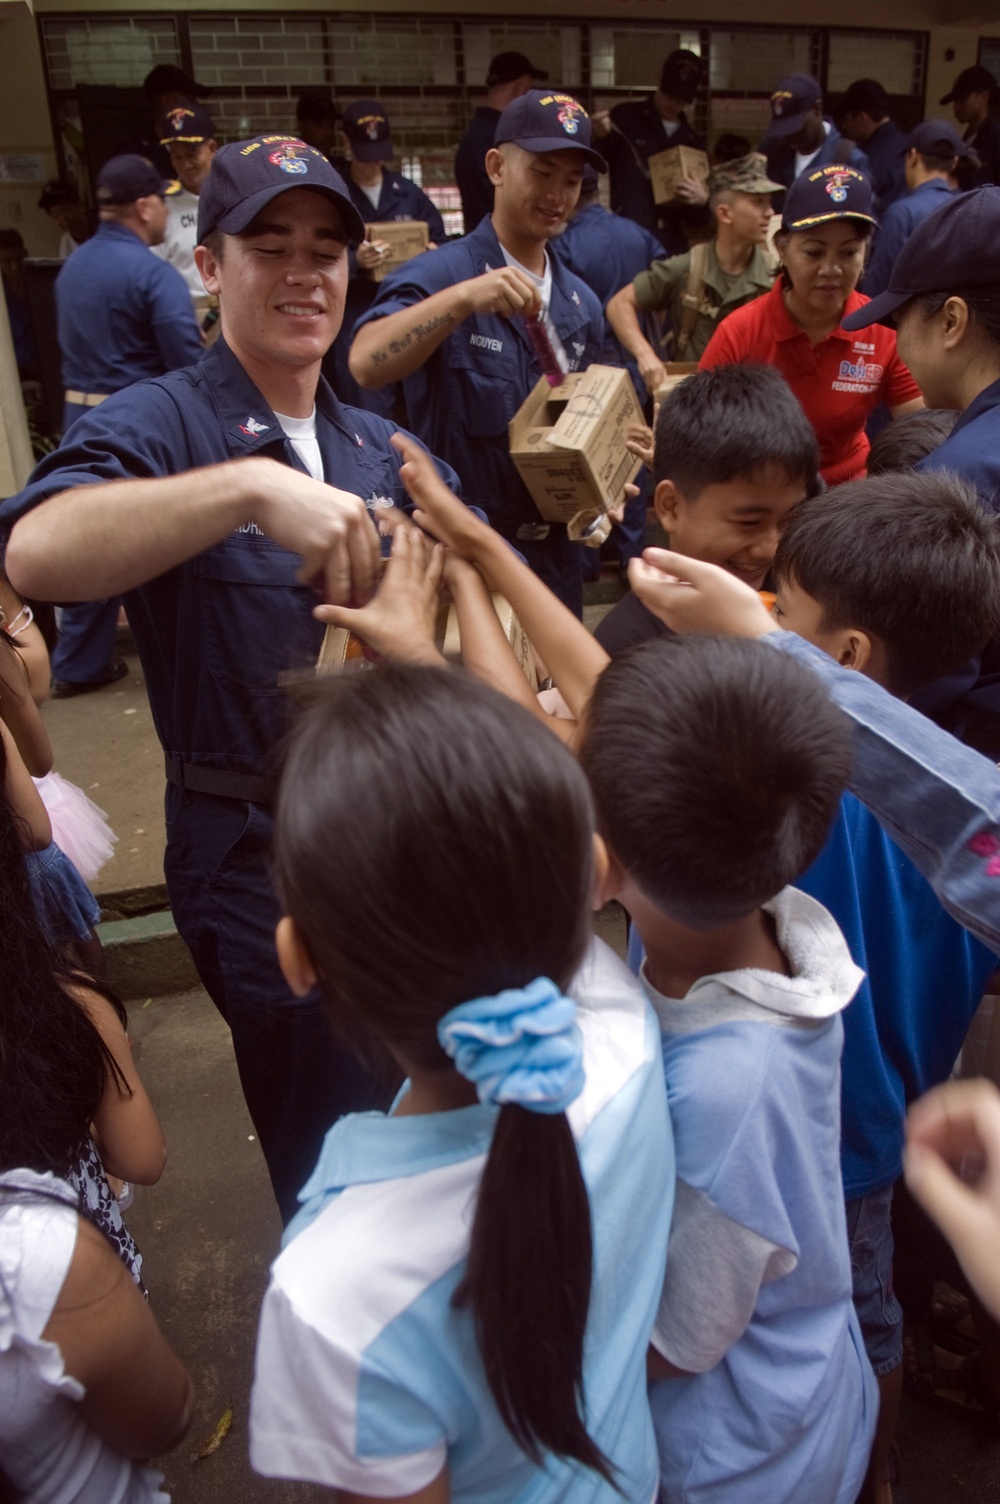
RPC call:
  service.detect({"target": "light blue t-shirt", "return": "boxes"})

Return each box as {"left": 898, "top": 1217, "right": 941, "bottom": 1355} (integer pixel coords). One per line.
{"left": 641, "top": 887, "right": 878, "bottom": 1504}
{"left": 250, "top": 938, "right": 673, "bottom": 1502}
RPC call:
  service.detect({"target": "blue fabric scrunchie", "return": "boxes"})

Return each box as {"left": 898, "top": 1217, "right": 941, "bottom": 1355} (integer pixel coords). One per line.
{"left": 437, "top": 977, "right": 585, "bottom": 1115}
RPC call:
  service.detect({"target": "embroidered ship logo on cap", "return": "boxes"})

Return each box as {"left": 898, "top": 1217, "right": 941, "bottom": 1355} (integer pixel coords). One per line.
{"left": 268, "top": 143, "right": 309, "bottom": 176}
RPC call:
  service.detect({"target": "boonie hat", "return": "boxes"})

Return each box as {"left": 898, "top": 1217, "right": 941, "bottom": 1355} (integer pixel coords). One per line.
{"left": 95, "top": 154, "right": 167, "bottom": 206}
{"left": 342, "top": 99, "right": 393, "bottom": 163}
{"left": 708, "top": 152, "right": 783, "bottom": 197}
{"left": 907, "top": 119, "right": 970, "bottom": 159}
{"left": 843, "top": 185, "right": 1000, "bottom": 331}
{"left": 781, "top": 163, "right": 877, "bottom": 233}
{"left": 940, "top": 65, "right": 998, "bottom": 106}
{"left": 487, "top": 51, "right": 549, "bottom": 88}
{"left": 494, "top": 89, "right": 606, "bottom": 172}
{"left": 158, "top": 100, "right": 216, "bottom": 147}
{"left": 763, "top": 74, "right": 823, "bottom": 144}
{"left": 197, "top": 135, "right": 366, "bottom": 244}
{"left": 660, "top": 49, "right": 702, "bottom": 104}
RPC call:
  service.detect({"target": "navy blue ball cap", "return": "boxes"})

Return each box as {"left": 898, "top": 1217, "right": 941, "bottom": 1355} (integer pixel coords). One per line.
{"left": 96, "top": 154, "right": 167, "bottom": 205}
{"left": 342, "top": 99, "right": 393, "bottom": 163}
{"left": 159, "top": 100, "right": 216, "bottom": 146}
{"left": 907, "top": 118, "right": 969, "bottom": 159}
{"left": 763, "top": 74, "right": 822, "bottom": 144}
{"left": 843, "top": 185, "right": 1000, "bottom": 330}
{"left": 940, "top": 65, "right": 998, "bottom": 106}
{"left": 495, "top": 89, "right": 605, "bottom": 172}
{"left": 781, "top": 163, "right": 877, "bottom": 234}
{"left": 197, "top": 135, "right": 366, "bottom": 244}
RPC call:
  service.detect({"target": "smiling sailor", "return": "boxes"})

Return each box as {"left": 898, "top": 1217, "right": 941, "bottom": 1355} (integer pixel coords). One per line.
{"left": 349, "top": 89, "right": 607, "bottom": 616}
{"left": 0, "top": 134, "right": 463, "bottom": 1222}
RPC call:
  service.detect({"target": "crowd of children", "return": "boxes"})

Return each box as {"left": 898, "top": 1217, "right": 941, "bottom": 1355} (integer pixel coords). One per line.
{"left": 6, "top": 105, "right": 1000, "bottom": 1504}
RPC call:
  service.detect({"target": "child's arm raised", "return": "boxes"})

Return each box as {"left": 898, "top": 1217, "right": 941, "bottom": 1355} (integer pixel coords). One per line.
{"left": 630, "top": 548, "right": 1000, "bottom": 953}
{"left": 313, "top": 522, "right": 446, "bottom": 667}
{"left": 392, "top": 434, "right": 610, "bottom": 720}
{"left": 76, "top": 984, "right": 167, "bottom": 1185}
{"left": 905, "top": 1079, "right": 1000, "bottom": 1321}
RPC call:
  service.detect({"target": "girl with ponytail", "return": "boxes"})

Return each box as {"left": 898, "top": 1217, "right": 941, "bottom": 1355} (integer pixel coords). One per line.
{"left": 250, "top": 664, "right": 673, "bottom": 1503}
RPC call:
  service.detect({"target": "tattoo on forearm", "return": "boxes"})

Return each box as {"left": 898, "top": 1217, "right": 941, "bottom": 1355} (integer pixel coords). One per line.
{"left": 370, "top": 310, "right": 455, "bottom": 365}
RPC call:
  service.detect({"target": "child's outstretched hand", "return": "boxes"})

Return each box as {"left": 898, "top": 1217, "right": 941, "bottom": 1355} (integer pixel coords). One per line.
{"left": 392, "top": 433, "right": 490, "bottom": 559}
{"left": 628, "top": 549, "right": 778, "bottom": 639}
{"left": 625, "top": 422, "right": 654, "bottom": 471}
{"left": 313, "top": 520, "right": 445, "bottom": 665}
{"left": 905, "top": 1079, "right": 1000, "bottom": 1321}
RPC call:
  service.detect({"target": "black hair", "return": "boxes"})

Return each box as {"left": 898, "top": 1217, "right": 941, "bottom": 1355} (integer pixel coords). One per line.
{"left": 296, "top": 88, "right": 337, "bottom": 125}
{"left": 839, "top": 78, "right": 889, "bottom": 119}
{"left": 914, "top": 285, "right": 1000, "bottom": 348}
{"left": 711, "top": 133, "right": 752, "bottom": 165}
{"left": 273, "top": 665, "right": 613, "bottom": 1481}
{"left": 199, "top": 226, "right": 223, "bottom": 259}
{"left": 653, "top": 363, "right": 820, "bottom": 498}
{"left": 0, "top": 735, "right": 129, "bottom": 1177}
{"left": 866, "top": 409, "right": 957, "bottom": 473}
{"left": 774, "top": 471, "right": 1000, "bottom": 696}
{"left": 580, "top": 636, "right": 849, "bottom": 924}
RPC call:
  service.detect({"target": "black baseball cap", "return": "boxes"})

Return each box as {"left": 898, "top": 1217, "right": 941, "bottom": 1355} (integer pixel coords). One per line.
{"left": 660, "top": 49, "right": 702, "bottom": 104}
{"left": 342, "top": 99, "right": 393, "bottom": 163}
{"left": 486, "top": 51, "right": 548, "bottom": 89}
{"left": 197, "top": 135, "right": 366, "bottom": 243}
{"left": 781, "top": 163, "right": 877, "bottom": 233}
{"left": 907, "top": 119, "right": 970, "bottom": 159}
{"left": 843, "top": 186, "right": 1000, "bottom": 330}
{"left": 940, "top": 65, "right": 998, "bottom": 105}
{"left": 143, "top": 64, "right": 208, "bottom": 102}
{"left": 96, "top": 154, "right": 167, "bottom": 205}
{"left": 763, "top": 74, "right": 823, "bottom": 144}
{"left": 158, "top": 100, "right": 216, "bottom": 146}
{"left": 494, "top": 89, "right": 605, "bottom": 171}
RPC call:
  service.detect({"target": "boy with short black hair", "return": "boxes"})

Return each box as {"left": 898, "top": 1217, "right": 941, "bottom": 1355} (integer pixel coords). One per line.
{"left": 595, "top": 363, "right": 818, "bottom": 656}
{"left": 865, "top": 409, "right": 956, "bottom": 474}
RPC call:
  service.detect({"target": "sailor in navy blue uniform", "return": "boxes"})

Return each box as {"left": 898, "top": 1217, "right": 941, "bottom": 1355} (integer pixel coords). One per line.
{"left": 351, "top": 90, "right": 606, "bottom": 617}
{"left": 454, "top": 50, "right": 549, "bottom": 233}
{"left": 838, "top": 79, "right": 909, "bottom": 211}
{"left": 324, "top": 100, "right": 444, "bottom": 418}
{"left": 762, "top": 74, "right": 872, "bottom": 204}
{"left": 52, "top": 153, "right": 203, "bottom": 697}
{"left": 590, "top": 49, "right": 710, "bottom": 256}
{"left": 0, "top": 136, "right": 462, "bottom": 1222}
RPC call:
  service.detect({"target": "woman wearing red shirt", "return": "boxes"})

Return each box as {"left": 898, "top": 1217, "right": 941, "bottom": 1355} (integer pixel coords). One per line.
{"left": 700, "top": 164, "right": 923, "bottom": 483}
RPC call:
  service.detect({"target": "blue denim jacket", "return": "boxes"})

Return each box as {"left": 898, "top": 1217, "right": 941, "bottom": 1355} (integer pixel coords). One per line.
{"left": 769, "top": 632, "right": 1000, "bottom": 952}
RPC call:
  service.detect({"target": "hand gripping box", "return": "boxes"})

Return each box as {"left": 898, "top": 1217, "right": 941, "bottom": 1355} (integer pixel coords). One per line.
{"left": 509, "top": 365, "right": 643, "bottom": 535}
{"left": 647, "top": 144, "right": 710, "bottom": 206}
{"left": 366, "top": 220, "right": 430, "bottom": 282}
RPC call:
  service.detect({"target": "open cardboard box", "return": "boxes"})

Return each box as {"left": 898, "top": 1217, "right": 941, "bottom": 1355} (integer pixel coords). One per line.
{"left": 647, "top": 144, "right": 710, "bottom": 206}
{"left": 509, "top": 365, "right": 643, "bottom": 526}
{"left": 367, "top": 220, "right": 430, "bottom": 282}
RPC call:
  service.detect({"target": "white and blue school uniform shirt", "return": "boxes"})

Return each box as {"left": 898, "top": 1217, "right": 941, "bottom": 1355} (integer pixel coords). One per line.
{"left": 250, "top": 937, "right": 673, "bottom": 1501}
{"left": 642, "top": 887, "right": 878, "bottom": 1504}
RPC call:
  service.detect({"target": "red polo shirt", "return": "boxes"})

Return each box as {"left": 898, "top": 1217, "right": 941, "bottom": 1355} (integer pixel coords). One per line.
{"left": 699, "top": 282, "right": 921, "bottom": 484}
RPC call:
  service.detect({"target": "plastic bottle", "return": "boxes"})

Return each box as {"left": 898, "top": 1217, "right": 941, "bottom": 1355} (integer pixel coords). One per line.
{"left": 524, "top": 309, "right": 570, "bottom": 387}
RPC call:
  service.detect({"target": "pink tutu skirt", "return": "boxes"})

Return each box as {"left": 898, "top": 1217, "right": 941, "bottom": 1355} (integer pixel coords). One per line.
{"left": 33, "top": 771, "right": 118, "bottom": 881}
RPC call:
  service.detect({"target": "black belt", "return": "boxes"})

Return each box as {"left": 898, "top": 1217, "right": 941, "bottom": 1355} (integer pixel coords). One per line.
{"left": 164, "top": 752, "right": 275, "bottom": 805}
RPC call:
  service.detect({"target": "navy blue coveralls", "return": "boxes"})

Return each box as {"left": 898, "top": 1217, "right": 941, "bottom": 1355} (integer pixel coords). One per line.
{"left": 0, "top": 337, "right": 462, "bottom": 1222}
{"left": 763, "top": 124, "right": 873, "bottom": 204}
{"left": 324, "top": 169, "right": 445, "bottom": 418}
{"left": 910, "top": 376, "right": 1000, "bottom": 756}
{"left": 861, "top": 178, "right": 955, "bottom": 299}
{"left": 551, "top": 202, "right": 663, "bottom": 565}
{"left": 595, "top": 98, "right": 710, "bottom": 255}
{"left": 858, "top": 118, "right": 909, "bottom": 211}
{"left": 355, "top": 216, "right": 605, "bottom": 617}
{"left": 53, "top": 220, "right": 203, "bottom": 688}
{"left": 454, "top": 107, "right": 501, "bottom": 232}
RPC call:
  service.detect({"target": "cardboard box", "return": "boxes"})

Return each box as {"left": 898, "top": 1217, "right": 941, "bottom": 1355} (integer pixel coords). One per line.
{"left": 653, "top": 362, "right": 698, "bottom": 404}
{"left": 647, "top": 144, "right": 710, "bottom": 206}
{"left": 509, "top": 365, "right": 643, "bottom": 526}
{"left": 316, "top": 594, "right": 537, "bottom": 690}
{"left": 367, "top": 219, "right": 429, "bottom": 282}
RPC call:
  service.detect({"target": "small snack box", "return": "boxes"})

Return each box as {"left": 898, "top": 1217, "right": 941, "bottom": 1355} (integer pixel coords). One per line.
{"left": 366, "top": 220, "right": 430, "bottom": 282}
{"left": 647, "top": 144, "right": 710, "bottom": 206}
